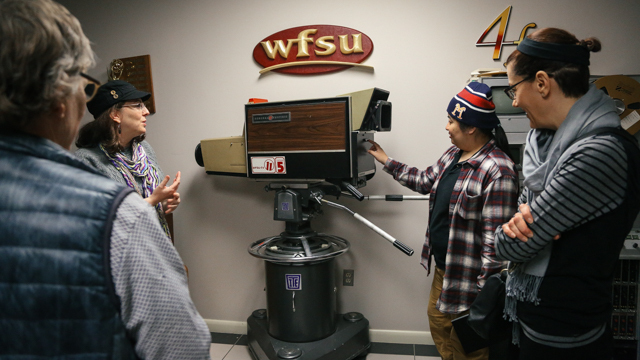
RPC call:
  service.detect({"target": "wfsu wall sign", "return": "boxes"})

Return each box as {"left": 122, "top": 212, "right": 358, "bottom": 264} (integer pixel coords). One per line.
{"left": 253, "top": 25, "right": 374, "bottom": 75}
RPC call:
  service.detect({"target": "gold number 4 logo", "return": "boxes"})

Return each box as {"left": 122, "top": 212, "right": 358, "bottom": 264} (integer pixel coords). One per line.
{"left": 476, "top": 6, "right": 537, "bottom": 60}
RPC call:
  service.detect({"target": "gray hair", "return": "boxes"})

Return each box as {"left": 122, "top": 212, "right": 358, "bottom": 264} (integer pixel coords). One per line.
{"left": 0, "top": 0, "right": 95, "bottom": 130}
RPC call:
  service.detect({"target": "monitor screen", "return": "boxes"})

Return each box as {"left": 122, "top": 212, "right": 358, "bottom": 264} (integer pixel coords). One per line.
{"left": 474, "top": 76, "right": 525, "bottom": 115}
{"left": 491, "top": 86, "right": 525, "bottom": 115}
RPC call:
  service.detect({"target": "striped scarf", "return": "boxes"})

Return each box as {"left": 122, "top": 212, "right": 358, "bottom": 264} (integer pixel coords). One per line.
{"left": 100, "top": 142, "right": 171, "bottom": 238}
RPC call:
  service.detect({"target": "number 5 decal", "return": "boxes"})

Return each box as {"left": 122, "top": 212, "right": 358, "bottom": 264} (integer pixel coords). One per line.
{"left": 275, "top": 157, "right": 286, "bottom": 174}
{"left": 250, "top": 156, "right": 287, "bottom": 174}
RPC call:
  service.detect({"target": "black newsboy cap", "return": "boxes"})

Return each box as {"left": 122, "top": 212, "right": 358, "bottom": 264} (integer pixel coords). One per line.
{"left": 87, "top": 80, "right": 151, "bottom": 119}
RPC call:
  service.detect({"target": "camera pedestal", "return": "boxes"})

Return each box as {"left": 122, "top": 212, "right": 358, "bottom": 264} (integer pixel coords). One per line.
{"left": 247, "top": 310, "right": 369, "bottom": 360}
{"left": 247, "top": 191, "right": 370, "bottom": 360}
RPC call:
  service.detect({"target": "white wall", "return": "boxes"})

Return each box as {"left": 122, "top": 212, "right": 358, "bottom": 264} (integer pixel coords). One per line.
{"left": 59, "top": 0, "right": 640, "bottom": 340}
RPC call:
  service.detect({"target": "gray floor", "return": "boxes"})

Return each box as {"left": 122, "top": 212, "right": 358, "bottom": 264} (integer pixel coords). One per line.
{"left": 209, "top": 333, "right": 441, "bottom": 360}
{"left": 209, "top": 343, "right": 441, "bottom": 360}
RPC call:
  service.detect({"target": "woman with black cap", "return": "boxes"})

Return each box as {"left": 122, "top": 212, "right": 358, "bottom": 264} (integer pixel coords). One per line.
{"left": 76, "top": 80, "right": 180, "bottom": 239}
{"left": 495, "top": 28, "right": 640, "bottom": 359}
{"left": 368, "top": 82, "right": 519, "bottom": 360}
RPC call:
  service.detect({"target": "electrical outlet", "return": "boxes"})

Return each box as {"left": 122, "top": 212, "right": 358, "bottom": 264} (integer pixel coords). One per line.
{"left": 343, "top": 269, "right": 354, "bottom": 286}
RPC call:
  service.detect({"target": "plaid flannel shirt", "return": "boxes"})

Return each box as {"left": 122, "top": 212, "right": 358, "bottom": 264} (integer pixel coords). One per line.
{"left": 384, "top": 139, "right": 518, "bottom": 313}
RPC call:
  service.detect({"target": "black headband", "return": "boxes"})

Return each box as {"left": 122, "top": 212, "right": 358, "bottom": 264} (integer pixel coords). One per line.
{"left": 517, "top": 37, "right": 590, "bottom": 65}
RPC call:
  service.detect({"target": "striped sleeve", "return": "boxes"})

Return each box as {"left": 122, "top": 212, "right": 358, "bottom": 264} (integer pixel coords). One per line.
{"left": 495, "top": 135, "right": 628, "bottom": 262}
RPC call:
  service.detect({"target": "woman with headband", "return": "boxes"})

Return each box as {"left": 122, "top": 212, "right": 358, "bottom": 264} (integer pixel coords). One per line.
{"left": 369, "top": 82, "right": 519, "bottom": 360}
{"left": 496, "top": 28, "right": 640, "bottom": 359}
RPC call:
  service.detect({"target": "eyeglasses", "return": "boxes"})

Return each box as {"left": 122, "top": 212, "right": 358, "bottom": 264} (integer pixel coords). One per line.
{"left": 503, "top": 76, "right": 532, "bottom": 100}
{"left": 80, "top": 72, "right": 101, "bottom": 102}
{"left": 121, "top": 102, "right": 147, "bottom": 111}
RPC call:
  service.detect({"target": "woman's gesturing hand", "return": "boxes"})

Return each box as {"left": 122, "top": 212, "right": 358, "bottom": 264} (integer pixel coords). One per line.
{"left": 145, "top": 171, "right": 181, "bottom": 212}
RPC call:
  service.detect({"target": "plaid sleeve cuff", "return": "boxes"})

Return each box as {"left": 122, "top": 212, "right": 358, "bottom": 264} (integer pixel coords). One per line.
{"left": 383, "top": 157, "right": 399, "bottom": 174}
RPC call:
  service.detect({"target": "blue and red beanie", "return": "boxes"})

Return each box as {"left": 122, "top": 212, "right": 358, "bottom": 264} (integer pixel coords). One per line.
{"left": 446, "top": 82, "right": 500, "bottom": 129}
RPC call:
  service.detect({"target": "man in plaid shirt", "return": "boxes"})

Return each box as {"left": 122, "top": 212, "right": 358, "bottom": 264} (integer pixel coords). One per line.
{"left": 368, "top": 82, "right": 519, "bottom": 360}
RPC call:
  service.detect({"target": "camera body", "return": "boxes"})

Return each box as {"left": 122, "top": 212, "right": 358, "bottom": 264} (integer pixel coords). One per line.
{"left": 197, "top": 88, "right": 391, "bottom": 188}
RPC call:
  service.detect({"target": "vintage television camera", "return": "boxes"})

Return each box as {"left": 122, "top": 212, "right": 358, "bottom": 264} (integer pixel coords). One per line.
{"left": 195, "top": 88, "right": 391, "bottom": 194}
{"left": 195, "top": 88, "right": 413, "bottom": 360}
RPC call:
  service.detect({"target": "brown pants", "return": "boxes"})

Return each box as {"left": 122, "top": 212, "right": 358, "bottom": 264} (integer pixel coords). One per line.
{"left": 427, "top": 267, "right": 489, "bottom": 360}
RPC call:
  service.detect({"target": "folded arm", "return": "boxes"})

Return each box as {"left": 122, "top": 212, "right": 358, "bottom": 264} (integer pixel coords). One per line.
{"left": 495, "top": 136, "right": 628, "bottom": 262}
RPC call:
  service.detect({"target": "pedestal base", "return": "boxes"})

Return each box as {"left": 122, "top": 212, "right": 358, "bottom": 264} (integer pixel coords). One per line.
{"left": 247, "top": 310, "right": 370, "bottom": 360}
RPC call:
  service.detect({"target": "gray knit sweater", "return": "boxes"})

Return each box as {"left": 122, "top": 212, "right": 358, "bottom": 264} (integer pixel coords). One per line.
{"left": 74, "top": 141, "right": 164, "bottom": 196}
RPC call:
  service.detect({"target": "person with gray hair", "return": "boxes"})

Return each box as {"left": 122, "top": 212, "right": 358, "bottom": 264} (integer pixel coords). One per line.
{"left": 0, "top": 0, "right": 211, "bottom": 358}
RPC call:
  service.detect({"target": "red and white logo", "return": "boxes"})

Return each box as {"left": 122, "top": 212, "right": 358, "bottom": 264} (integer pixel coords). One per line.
{"left": 251, "top": 156, "right": 287, "bottom": 174}
{"left": 253, "top": 25, "right": 374, "bottom": 75}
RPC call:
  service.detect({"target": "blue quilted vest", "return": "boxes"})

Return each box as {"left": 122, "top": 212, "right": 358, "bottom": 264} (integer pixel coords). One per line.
{"left": 0, "top": 132, "right": 138, "bottom": 359}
